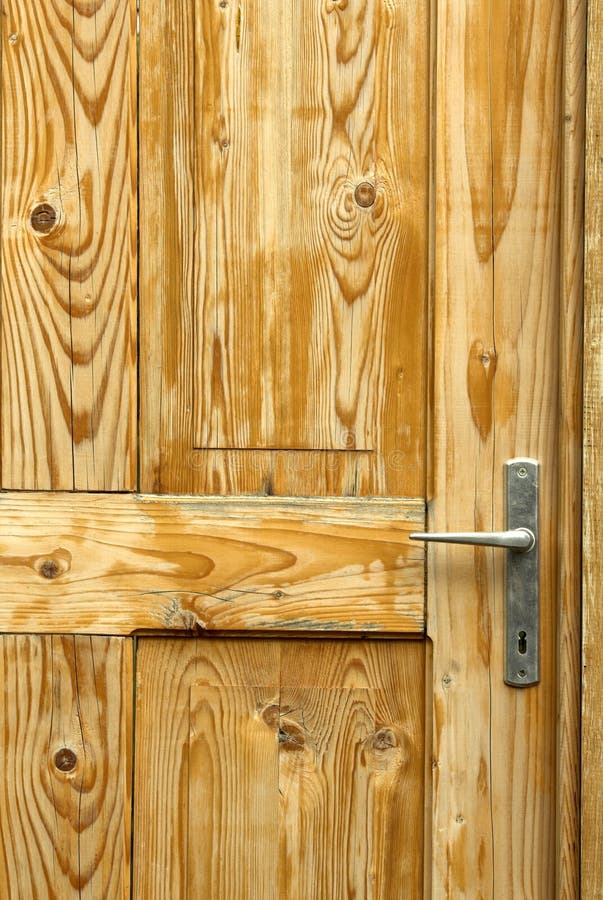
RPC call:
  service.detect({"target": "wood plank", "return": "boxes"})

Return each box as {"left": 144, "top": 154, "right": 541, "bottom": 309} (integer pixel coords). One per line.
{"left": 139, "top": 0, "right": 429, "bottom": 496}
{"left": 0, "top": 635, "right": 132, "bottom": 898}
{"left": 188, "top": 684, "right": 280, "bottom": 899}
{"left": 0, "top": 493, "right": 425, "bottom": 634}
{"left": 278, "top": 641, "right": 425, "bottom": 898}
{"left": 192, "top": 0, "right": 426, "bottom": 455}
{"left": 277, "top": 685, "right": 376, "bottom": 899}
{"left": 582, "top": 0, "right": 603, "bottom": 894}
{"left": 133, "top": 639, "right": 282, "bottom": 899}
{"left": 1, "top": 0, "right": 136, "bottom": 490}
{"left": 134, "top": 638, "right": 424, "bottom": 899}
{"left": 558, "top": 0, "right": 585, "bottom": 896}
{"left": 429, "top": 0, "right": 565, "bottom": 895}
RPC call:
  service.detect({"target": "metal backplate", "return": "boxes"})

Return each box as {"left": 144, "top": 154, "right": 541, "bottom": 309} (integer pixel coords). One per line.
{"left": 505, "top": 458, "right": 539, "bottom": 686}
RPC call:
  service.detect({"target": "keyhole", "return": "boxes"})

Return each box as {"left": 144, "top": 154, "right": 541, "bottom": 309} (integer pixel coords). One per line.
{"left": 518, "top": 631, "right": 527, "bottom": 655}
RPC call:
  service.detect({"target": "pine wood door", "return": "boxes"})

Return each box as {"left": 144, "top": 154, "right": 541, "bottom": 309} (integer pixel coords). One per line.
{"left": 0, "top": 0, "right": 582, "bottom": 897}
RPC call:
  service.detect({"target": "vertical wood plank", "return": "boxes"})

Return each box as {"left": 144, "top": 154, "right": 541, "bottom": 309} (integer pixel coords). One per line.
{"left": 277, "top": 686, "right": 375, "bottom": 899}
{"left": 582, "top": 0, "right": 603, "bottom": 895}
{"left": 134, "top": 638, "right": 424, "bottom": 899}
{"left": 188, "top": 685, "right": 279, "bottom": 899}
{"left": 430, "top": 0, "right": 565, "bottom": 895}
{"left": 140, "top": 0, "right": 429, "bottom": 497}
{"left": 1, "top": 0, "right": 136, "bottom": 489}
{"left": 558, "top": 1, "right": 585, "bottom": 897}
{"left": 0, "top": 636, "right": 132, "bottom": 898}
{"left": 278, "top": 640, "right": 425, "bottom": 899}
{"left": 133, "top": 639, "right": 282, "bottom": 899}
{"left": 192, "top": 0, "right": 426, "bottom": 458}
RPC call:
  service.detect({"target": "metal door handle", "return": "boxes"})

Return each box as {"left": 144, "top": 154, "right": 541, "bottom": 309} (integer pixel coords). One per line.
{"left": 410, "top": 527, "right": 535, "bottom": 552}
{"left": 410, "top": 458, "right": 540, "bottom": 688}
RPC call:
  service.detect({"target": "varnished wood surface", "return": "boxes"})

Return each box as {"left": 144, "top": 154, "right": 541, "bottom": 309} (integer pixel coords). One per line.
{"left": 139, "top": 0, "right": 429, "bottom": 496}
{"left": 429, "top": 0, "right": 569, "bottom": 895}
{"left": 582, "top": 0, "right": 603, "bottom": 894}
{"left": 192, "top": 0, "right": 426, "bottom": 455}
{"left": 134, "top": 638, "right": 425, "bottom": 899}
{"left": 557, "top": 1, "right": 585, "bottom": 896}
{"left": 0, "top": 0, "right": 136, "bottom": 490}
{"left": 0, "top": 493, "right": 425, "bottom": 634}
{"left": 0, "top": 636, "right": 132, "bottom": 897}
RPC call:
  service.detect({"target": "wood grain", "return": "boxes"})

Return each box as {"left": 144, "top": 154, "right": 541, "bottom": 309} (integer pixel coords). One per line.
{"left": 0, "top": 636, "right": 132, "bottom": 897}
{"left": 139, "top": 0, "right": 429, "bottom": 496}
{"left": 1, "top": 0, "right": 136, "bottom": 490}
{"left": 278, "top": 641, "right": 425, "bottom": 898}
{"left": 188, "top": 684, "right": 280, "bottom": 898}
{"left": 582, "top": 0, "right": 603, "bottom": 894}
{"left": 558, "top": 1, "right": 585, "bottom": 896}
{"left": 0, "top": 493, "right": 425, "bottom": 634}
{"left": 134, "top": 638, "right": 425, "bottom": 899}
{"left": 193, "top": 0, "right": 425, "bottom": 455}
{"left": 429, "top": 0, "right": 566, "bottom": 895}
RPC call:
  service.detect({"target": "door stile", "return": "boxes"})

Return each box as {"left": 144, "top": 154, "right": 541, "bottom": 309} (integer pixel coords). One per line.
{"left": 428, "top": 0, "right": 582, "bottom": 895}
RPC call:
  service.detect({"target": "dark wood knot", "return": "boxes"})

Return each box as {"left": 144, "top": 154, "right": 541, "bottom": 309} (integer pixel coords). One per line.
{"left": 40, "top": 559, "right": 60, "bottom": 579}
{"left": 354, "top": 181, "right": 376, "bottom": 208}
{"left": 372, "top": 728, "right": 397, "bottom": 751}
{"left": 54, "top": 747, "right": 77, "bottom": 772}
{"left": 30, "top": 203, "right": 58, "bottom": 235}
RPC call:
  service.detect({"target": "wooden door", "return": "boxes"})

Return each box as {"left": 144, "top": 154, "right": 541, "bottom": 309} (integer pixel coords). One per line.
{"left": 0, "top": 0, "right": 583, "bottom": 898}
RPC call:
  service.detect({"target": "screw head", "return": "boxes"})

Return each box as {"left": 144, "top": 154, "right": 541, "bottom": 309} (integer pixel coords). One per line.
{"left": 517, "top": 466, "right": 528, "bottom": 478}
{"left": 517, "top": 669, "right": 527, "bottom": 679}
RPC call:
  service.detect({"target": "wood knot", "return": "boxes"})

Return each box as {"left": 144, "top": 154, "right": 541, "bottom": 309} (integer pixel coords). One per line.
{"left": 54, "top": 747, "right": 77, "bottom": 772}
{"left": 277, "top": 721, "right": 307, "bottom": 751}
{"left": 354, "top": 181, "right": 376, "bottom": 208}
{"left": 372, "top": 728, "right": 397, "bottom": 751}
{"left": 30, "top": 202, "right": 58, "bottom": 235}
{"left": 467, "top": 340, "right": 497, "bottom": 441}
{"left": 40, "top": 559, "right": 60, "bottom": 579}
{"left": 261, "top": 703, "right": 280, "bottom": 730}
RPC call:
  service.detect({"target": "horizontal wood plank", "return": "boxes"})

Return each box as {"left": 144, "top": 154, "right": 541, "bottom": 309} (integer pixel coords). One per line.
{"left": 0, "top": 493, "right": 425, "bottom": 634}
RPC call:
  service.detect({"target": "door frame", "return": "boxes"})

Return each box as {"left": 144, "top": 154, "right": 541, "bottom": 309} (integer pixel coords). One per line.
{"left": 582, "top": 0, "right": 602, "bottom": 896}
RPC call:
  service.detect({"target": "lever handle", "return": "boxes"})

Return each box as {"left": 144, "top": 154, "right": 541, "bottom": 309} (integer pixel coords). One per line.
{"left": 410, "top": 527, "right": 535, "bottom": 552}
{"left": 411, "top": 458, "right": 540, "bottom": 688}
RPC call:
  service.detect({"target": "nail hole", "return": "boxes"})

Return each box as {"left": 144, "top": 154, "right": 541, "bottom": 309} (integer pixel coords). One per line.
{"left": 517, "top": 669, "right": 527, "bottom": 679}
